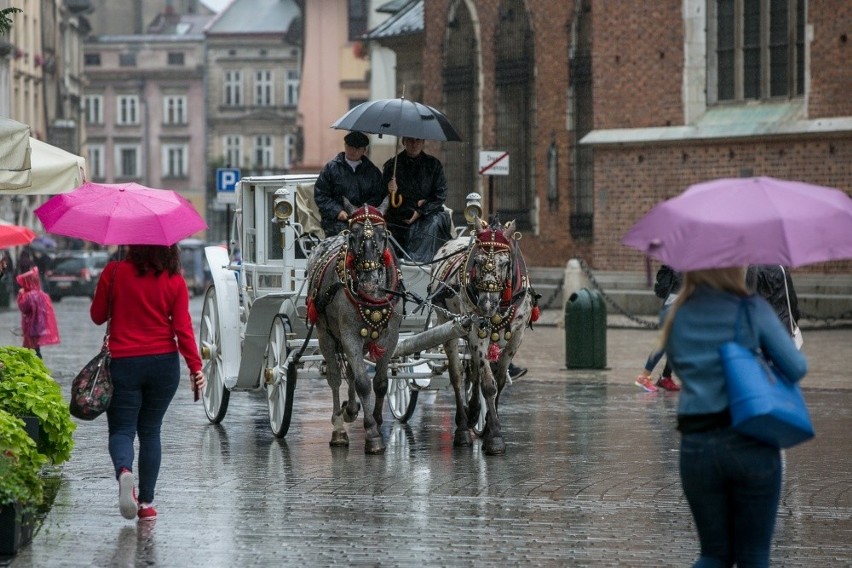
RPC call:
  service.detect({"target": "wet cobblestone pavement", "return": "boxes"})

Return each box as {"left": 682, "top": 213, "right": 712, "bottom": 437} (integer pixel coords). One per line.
{"left": 2, "top": 298, "right": 851, "bottom": 567}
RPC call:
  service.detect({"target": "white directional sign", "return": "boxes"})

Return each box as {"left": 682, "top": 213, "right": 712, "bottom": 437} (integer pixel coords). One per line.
{"left": 478, "top": 151, "right": 509, "bottom": 176}
{"left": 216, "top": 168, "right": 241, "bottom": 205}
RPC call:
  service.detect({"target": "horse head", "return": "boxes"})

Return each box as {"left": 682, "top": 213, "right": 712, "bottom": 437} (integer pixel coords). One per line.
{"left": 343, "top": 196, "right": 395, "bottom": 301}
{"left": 465, "top": 219, "right": 516, "bottom": 317}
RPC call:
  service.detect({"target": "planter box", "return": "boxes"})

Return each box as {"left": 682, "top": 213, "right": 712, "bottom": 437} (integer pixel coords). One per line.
{"left": 0, "top": 502, "right": 34, "bottom": 556}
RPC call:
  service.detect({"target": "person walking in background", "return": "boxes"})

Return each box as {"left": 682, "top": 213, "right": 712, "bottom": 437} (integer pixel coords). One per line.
{"left": 13, "top": 248, "right": 33, "bottom": 294}
{"left": 314, "top": 131, "right": 386, "bottom": 238}
{"left": 90, "top": 245, "right": 206, "bottom": 522}
{"left": 635, "top": 265, "right": 682, "bottom": 392}
{"left": 661, "top": 268, "right": 807, "bottom": 567}
{"left": 15, "top": 267, "right": 60, "bottom": 359}
{"left": 382, "top": 137, "right": 453, "bottom": 262}
{"left": 747, "top": 265, "right": 801, "bottom": 344}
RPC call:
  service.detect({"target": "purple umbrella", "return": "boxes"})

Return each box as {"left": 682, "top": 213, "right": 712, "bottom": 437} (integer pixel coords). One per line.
{"left": 622, "top": 176, "right": 852, "bottom": 271}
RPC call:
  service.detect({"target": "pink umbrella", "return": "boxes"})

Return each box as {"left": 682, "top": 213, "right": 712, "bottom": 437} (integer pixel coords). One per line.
{"left": 622, "top": 176, "right": 852, "bottom": 271}
{"left": 34, "top": 182, "right": 207, "bottom": 246}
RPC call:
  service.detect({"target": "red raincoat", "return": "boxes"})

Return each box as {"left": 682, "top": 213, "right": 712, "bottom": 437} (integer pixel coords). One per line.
{"left": 16, "top": 267, "right": 60, "bottom": 348}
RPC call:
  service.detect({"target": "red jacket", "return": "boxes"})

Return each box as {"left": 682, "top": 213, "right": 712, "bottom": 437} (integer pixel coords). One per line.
{"left": 90, "top": 260, "right": 202, "bottom": 374}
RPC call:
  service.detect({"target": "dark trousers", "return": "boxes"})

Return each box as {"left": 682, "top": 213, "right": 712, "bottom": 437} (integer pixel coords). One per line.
{"left": 106, "top": 352, "right": 180, "bottom": 504}
{"left": 680, "top": 427, "right": 782, "bottom": 568}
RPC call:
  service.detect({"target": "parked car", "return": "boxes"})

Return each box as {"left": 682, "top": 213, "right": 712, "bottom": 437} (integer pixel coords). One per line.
{"left": 45, "top": 251, "right": 110, "bottom": 301}
{"left": 178, "top": 239, "right": 213, "bottom": 297}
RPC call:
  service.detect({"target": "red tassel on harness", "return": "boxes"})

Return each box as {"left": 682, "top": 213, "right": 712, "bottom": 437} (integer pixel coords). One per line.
{"left": 367, "top": 341, "right": 386, "bottom": 362}
{"left": 382, "top": 248, "right": 393, "bottom": 266}
{"left": 530, "top": 305, "right": 540, "bottom": 323}
{"left": 345, "top": 251, "right": 355, "bottom": 270}
{"left": 502, "top": 281, "right": 513, "bottom": 304}
{"left": 307, "top": 297, "right": 319, "bottom": 324}
{"left": 486, "top": 343, "right": 502, "bottom": 362}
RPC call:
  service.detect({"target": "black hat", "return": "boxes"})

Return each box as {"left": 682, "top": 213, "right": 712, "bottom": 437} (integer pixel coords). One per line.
{"left": 344, "top": 131, "right": 370, "bottom": 148}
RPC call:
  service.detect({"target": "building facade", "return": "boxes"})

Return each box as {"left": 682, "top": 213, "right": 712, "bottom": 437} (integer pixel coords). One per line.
{"left": 407, "top": 0, "right": 852, "bottom": 273}
{"left": 204, "top": 0, "right": 302, "bottom": 241}
{"left": 82, "top": 12, "right": 212, "bottom": 229}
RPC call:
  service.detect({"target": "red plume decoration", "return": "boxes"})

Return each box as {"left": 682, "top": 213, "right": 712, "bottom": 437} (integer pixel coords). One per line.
{"left": 502, "top": 281, "right": 513, "bottom": 303}
{"left": 487, "top": 343, "right": 502, "bottom": 362}
{"left": 345, "top": 251, "right": 355, "bottom": 270}
{"left": 382, "top": 248, "right": 393, "bottom": 266}
{"left": 530, "top": 305, "right": 540, "bottom": 323}
{"left": 367, "top": 341, "right": 386, "bottom": 362}
{"left": 307, "top": 297, "right": 319, "bottom": 324}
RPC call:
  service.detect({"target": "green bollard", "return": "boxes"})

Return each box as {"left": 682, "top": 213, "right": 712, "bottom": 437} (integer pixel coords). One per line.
{"left": 564, "top": 288, "right": 607, "bottom": 369}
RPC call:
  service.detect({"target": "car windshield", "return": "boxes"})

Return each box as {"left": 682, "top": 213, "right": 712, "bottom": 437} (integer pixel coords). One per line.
{"left": 54, "top": 258, "right": 86, "bottom": 273}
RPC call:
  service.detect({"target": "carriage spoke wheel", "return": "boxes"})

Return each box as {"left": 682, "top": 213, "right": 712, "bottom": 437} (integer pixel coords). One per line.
{"left": 264, "top": 314, "right": 296, "bottom": 438}
{"left": 464, "top": 361, "right": 487, "bottom": 436}
{"left": 387, "top": 369, "right": 418, "bottom": 423}
{"left": 199, "top": 286, "right": 230, "bottom": 423}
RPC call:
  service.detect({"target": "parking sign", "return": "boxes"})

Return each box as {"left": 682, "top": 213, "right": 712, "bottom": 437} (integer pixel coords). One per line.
{"left": 216, "top": 168, "right": 241, "bottom": 205}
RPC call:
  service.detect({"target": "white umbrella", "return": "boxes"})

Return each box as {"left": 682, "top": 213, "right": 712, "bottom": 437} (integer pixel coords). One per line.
{"left": 0, "top": 117, "right": 32, "bottom": 190}
{"left": 0, "top": 137, "right": 86, "bottom": 196}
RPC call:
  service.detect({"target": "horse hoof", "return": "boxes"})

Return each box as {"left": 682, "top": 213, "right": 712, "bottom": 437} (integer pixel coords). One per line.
{"left": 365, "top": 436, "right": 385, "bottom": 454}
{"left": 453, "top": 429, "right": 472, "bottom": 447}
{"left": 342, "top": 400, "right": 361, "bottom": 423}
{"left": 483, "top": 436, "right": 506, "bottom": 455}
{"left": 329, "top": 431, "right": 349, "bottom": 447}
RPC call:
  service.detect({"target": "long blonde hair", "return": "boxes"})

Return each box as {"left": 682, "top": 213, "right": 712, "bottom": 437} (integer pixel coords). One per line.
{"left": 658, "top": 267, "right": 750, "bottom": 348}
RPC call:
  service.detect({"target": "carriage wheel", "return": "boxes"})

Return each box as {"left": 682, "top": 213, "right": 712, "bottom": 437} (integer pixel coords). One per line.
{"left": 387, "top": 373, "right": 418, "bottom": 422}
{"left": 264, "top": 314, "right": 297, "bottom": 438}
{"left": 199, "top": 286, "right": 230, "bottom": 423}
{"left": 464, "top": 360, "right": 487, "bottom": 436}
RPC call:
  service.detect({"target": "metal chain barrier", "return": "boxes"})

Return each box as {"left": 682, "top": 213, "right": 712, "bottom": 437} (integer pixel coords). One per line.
{"left": 578, "top": 259, "right": 660, "bottom": 330}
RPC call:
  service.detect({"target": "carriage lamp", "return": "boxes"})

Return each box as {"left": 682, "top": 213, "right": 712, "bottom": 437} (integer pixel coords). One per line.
{"left": 463, "top": 192, "right": 483, "bottom": 225}
{"left": 273, "top": 187, "right": 294, "bottom": 222}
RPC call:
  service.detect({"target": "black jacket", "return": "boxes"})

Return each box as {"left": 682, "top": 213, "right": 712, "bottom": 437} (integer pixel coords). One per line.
{"left": 746, "top": 265, "right": 800, "bottom": 331}
{"left": 314, "top": 153, "right": 385, "bottom": 236}
{"left": 381, "top": 151, "right": 447, "bottom": 226}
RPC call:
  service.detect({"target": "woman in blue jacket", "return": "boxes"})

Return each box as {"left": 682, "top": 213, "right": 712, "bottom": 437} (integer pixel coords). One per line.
{"left": 661, "top": 267, "right": 807, "bottom": 568}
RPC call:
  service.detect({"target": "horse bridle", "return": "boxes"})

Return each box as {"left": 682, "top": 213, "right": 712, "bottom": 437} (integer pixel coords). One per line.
{"left": 347, "top": 206, "right": 391, "bottom": 273}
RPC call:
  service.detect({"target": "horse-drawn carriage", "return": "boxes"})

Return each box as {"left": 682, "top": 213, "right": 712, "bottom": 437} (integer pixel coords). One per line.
{"left": 198, "top": 174, "right": 536, "bottom": 454}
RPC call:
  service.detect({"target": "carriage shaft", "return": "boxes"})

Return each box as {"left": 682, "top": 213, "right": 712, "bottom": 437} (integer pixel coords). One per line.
{"left": 393, "top": 316, "right": 472, "bottom": 359}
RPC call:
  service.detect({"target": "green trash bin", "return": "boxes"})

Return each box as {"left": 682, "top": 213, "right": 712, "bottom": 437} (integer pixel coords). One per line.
{"left": 564, "top": 288, "right": 607, "bottom": 369}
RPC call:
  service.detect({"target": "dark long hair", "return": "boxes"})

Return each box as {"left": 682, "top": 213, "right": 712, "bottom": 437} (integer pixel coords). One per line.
{"left": 126, "top": 245, "right": 181, "bottom": 277}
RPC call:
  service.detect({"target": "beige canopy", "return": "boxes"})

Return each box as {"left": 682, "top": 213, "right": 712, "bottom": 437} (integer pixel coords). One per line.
{"left": 0, "top": 117, "right": 32, "bottom": 190}
{"left": 0, "top": 136, "right": 86, "bottom": 196}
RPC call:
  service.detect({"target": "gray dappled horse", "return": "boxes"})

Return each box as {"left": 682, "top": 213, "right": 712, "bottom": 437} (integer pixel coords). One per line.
{"left": 305, "top": 198, "right": 402, "bottom": 454}
{"left": 429, "top": 219, "right": 538, "bottom": 455}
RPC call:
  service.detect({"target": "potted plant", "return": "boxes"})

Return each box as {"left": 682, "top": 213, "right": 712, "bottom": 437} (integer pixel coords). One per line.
{"left": 0, "top": 347, "right": 76, "bottom": 464}
{"left": 0, "top": 409, "right": 47, "bottom": 555}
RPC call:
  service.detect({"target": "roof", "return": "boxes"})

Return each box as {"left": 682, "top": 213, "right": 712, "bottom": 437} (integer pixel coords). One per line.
{"left": 365, "top": 0, "right": 422, "bottom": 40}
{"left": 147, "top": 14, "right": 214, "bottom": 36}
{"left": 376, "top": 0, "right": 413, "bottom": 13}
{"left": 206, "top": 0, "right": 299, "bottom": 35}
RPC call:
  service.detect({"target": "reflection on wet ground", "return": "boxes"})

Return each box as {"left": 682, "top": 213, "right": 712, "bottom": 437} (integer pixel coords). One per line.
{"left": 10, "top": 373, "right": 852, "bottom": 567}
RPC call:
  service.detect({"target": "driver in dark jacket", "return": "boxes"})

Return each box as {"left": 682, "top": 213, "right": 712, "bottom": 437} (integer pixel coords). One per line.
{"left": 314, "top": 131, "right": 385, "bottom": 237}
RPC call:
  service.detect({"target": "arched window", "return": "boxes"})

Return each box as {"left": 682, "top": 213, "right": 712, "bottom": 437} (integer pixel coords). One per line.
{"left": 494, "top": 0, "right": 534, "bottom": 229}
{"left": 442, "top": 2, "right": 479, "bottom": 227}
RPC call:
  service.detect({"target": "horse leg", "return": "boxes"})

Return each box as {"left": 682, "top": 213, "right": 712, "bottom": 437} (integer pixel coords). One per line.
{"left": 445, "top": 335, "right": 472, "bottom": 447}
{"left": 341, "top": 361, "right": 361, "bottom": 423}
{"left": 319, "top": 336, "right": 349, "bottom": 447}
{"left": 372, "top": 356, "right": 389, "bottom": 430}
{"left": 342, "top": 343, "right": 385, "bottom": 454}
{"left": 475, "top": 342, "right": 505, "bottom": 456}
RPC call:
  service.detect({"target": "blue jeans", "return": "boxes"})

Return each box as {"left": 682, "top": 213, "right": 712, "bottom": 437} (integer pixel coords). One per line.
{"left": 680, "top": 427, "right": 782, "bottom": 568}
{"left": 106, "top": 353, "right": 180, "bottom": 504}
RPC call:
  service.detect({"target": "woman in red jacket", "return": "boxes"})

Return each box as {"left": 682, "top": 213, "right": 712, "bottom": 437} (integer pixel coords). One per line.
{"left": 91, "top": 244, "right": 205, "bottom": 522}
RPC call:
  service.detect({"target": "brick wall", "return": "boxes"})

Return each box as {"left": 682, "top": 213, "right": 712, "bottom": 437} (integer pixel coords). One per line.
{"left": 808, "top": 0, "right": 852, "bottom": 118}
{"left": 593, "top": 137, "right": 852, "bottom": 273}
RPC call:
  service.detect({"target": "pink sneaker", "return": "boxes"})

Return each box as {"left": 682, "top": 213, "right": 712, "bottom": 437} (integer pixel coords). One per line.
{"left": 137, "top": 503, "right": 158, "bottom": 521}
{"left": 634, "top": 374, "right": 659, "bottom": 392}
{"left": 656, "top": 376, "right": 681, "bottom": 392}
{"left": 118, "top": 468, "right": 138, "bottom": 520}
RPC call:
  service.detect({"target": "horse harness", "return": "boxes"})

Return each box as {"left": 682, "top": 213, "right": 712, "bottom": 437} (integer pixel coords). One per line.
{"left": 306, "top": 206, "right": 402, "bottom": 354}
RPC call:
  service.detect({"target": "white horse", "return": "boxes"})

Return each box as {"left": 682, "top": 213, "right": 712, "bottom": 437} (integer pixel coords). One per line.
{"left": 429, "top": 219, "right": 539, "bottom": 455}
{"left": 305, "top": 198, "right": 402, "bottom": 454}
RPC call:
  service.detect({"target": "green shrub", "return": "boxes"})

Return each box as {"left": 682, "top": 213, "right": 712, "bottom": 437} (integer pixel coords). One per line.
{"left": 0, "top": 347, "right": 76, "bottom": 464}
{"left": 0, "top": 409, "right": 47, "bottom": 509}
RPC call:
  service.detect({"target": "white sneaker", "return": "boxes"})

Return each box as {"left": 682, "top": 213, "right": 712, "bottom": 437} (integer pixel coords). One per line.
{"left": 118, "top": 469, "right": 138, "bottom": 520}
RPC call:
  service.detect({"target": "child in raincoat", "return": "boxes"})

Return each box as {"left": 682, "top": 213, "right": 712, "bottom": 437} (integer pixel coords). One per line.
{"left": 16, "top": 267, "right": 60, "bottom": 358}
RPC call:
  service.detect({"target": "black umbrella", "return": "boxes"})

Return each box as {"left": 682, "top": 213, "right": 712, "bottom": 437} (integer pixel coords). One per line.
{"left": 330, "top": 97, "right": 462, "bottom": 142}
